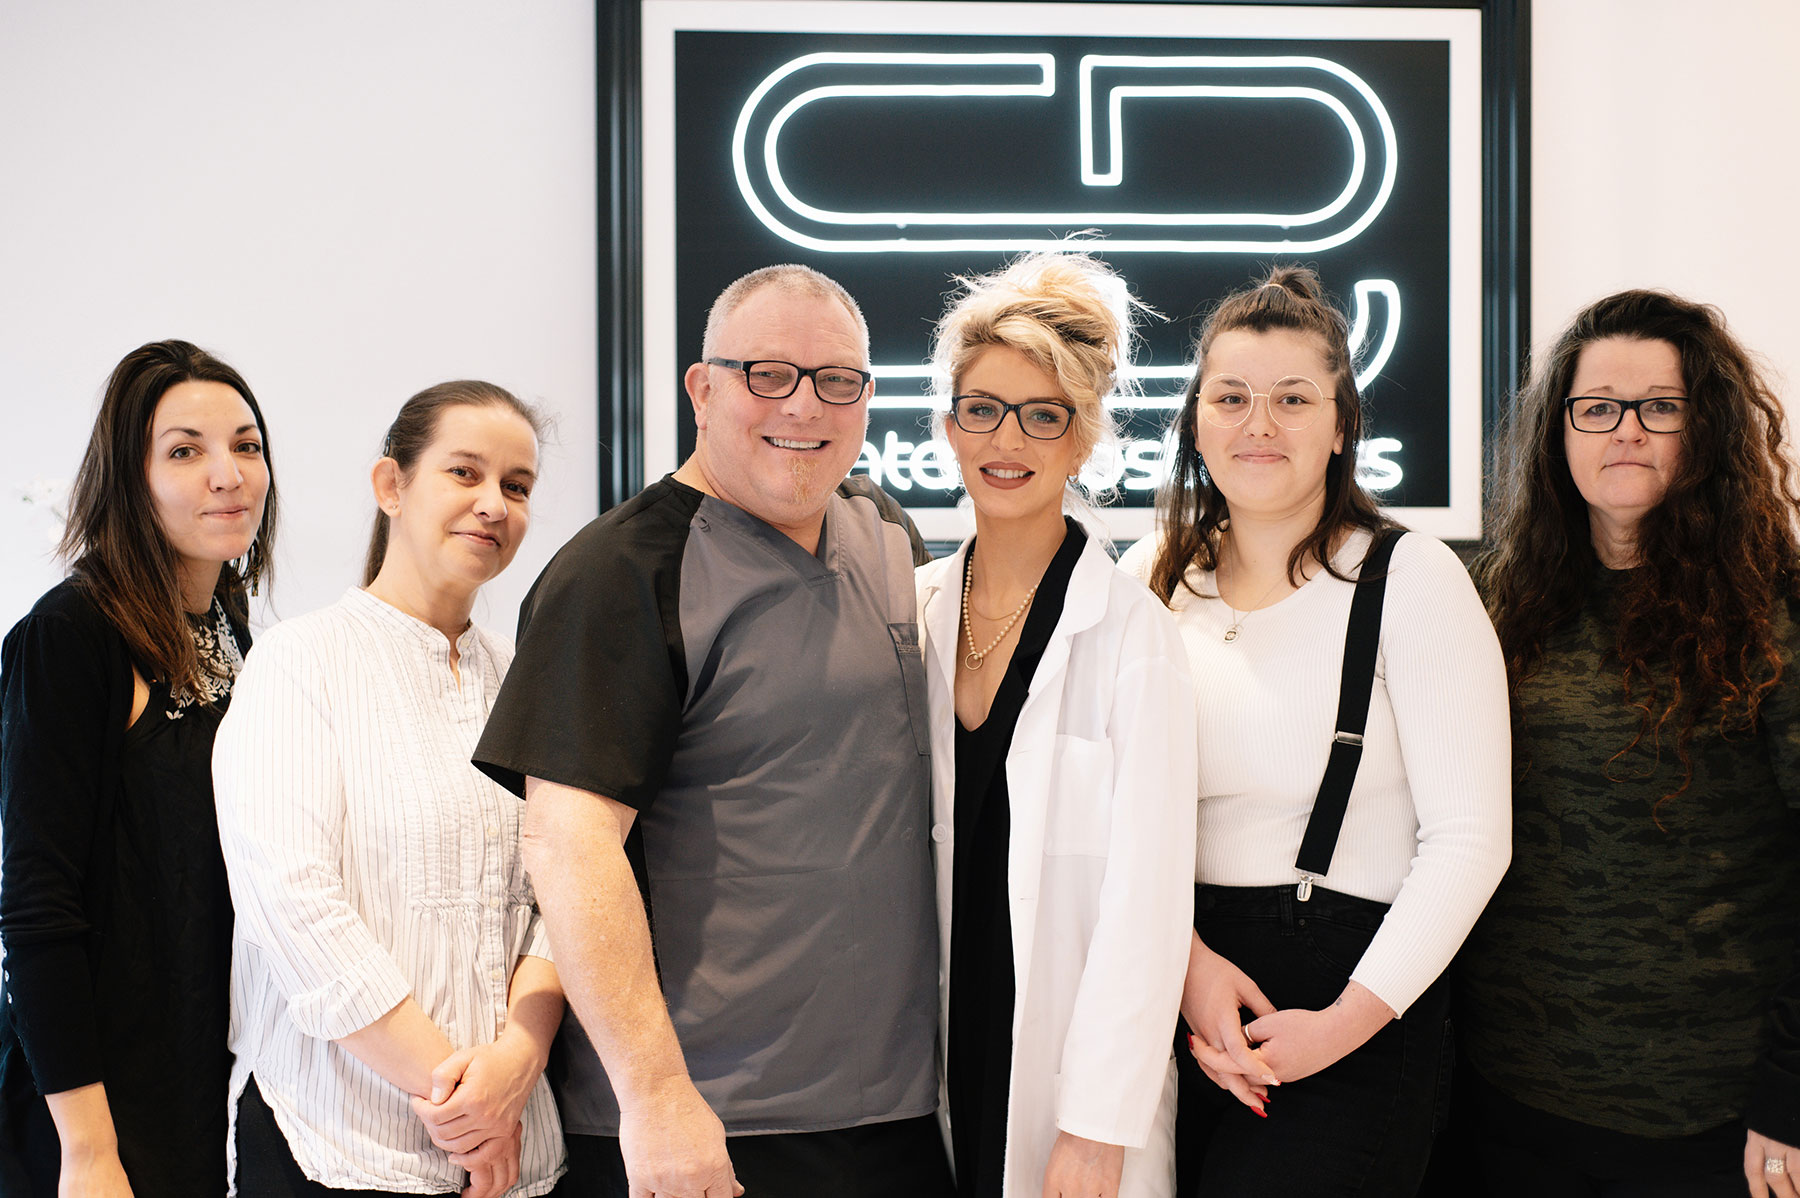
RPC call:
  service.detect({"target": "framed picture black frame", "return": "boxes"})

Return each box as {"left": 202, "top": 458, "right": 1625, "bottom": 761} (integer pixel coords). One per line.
{"left": 599, "top": 0, "right": 1528, "bottom": 547}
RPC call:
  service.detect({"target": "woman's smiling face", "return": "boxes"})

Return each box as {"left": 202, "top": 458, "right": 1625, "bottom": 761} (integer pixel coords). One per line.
{"left": 1193, "top": 328, "right": 1344, "bottom": 524}
{"left": 143, "top": 380, "right": 270, "bottom": 604}
{"left": 383, "top": 403, "right": 540, "bottom": 595}
{"left": 946, "top": 344, "right": 1086, "bottom": 525}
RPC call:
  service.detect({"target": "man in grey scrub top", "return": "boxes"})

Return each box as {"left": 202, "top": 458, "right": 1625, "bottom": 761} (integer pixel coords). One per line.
{"left": 474, "top": 264, "right": 948, "bottom": 1198}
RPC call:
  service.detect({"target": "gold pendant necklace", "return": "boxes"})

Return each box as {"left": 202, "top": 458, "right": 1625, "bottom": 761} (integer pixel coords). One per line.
{"left": 1220, "top": 548, "right": 1286, "bottom": 644}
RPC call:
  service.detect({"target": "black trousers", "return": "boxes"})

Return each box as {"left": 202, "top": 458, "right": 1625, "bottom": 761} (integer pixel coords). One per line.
{"left": 1460, "top": 1068, "right": 1746, "bottom": 1198}
{"left": 234, "top": 1078, "right": 439, "bottom": 1197}
{"left": 234, "top": 1077, "right": 566, "bottom": 1197}
{"left": 561, "top": 1114, "right": 954, "bottom": 1198}
{"left": 1176, "top": 883, "right": 1453, "bottom": 1198}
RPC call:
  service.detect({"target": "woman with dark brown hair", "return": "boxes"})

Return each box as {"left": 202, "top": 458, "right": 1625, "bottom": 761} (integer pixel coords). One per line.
{"left": 0, "top": 339, "right": 277, "bottom": 1196}
{"left": 1119, "top": 265, "right": 1510, "bottom": 1194}
{"left": 1462, "top": 290, "right": 1800, "bottom": 1197}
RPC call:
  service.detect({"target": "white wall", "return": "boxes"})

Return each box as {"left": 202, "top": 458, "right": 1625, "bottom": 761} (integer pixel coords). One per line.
{"left": 0, "top": 0, "right": 598, "bottom": 637}
{"left": 2, "top": 0, "right": 1796, "bottom": 640}
{"left": 1532, "top": 1, "right": 1800, "bottom": 391}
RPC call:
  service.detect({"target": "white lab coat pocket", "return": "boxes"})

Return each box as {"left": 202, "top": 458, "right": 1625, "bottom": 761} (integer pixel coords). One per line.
{"left": 1043, "top": 734, "right": 1113, "bottom": 857}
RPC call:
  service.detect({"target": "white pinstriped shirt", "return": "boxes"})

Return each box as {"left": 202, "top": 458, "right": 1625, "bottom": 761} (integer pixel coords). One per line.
{"left": 214, "top": 587, "right": 564, "bottom": 1195}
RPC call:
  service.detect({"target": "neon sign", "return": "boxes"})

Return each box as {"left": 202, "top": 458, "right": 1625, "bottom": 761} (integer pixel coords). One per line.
{"left": 732, "top": 51, "right": 1398, "bottom": 253}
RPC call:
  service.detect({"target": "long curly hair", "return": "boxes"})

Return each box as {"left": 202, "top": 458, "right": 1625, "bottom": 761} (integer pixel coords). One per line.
{"left": 1473, "top": 289, "right": 1800, "bottom": 814}
{"left": 1146, "top": 264, "right": 1396, "bottom": 602}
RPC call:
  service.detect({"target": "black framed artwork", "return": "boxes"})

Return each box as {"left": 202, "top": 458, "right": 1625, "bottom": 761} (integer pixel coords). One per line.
{"left": 600, "top": 0, "right": 1528, "bottom": 544}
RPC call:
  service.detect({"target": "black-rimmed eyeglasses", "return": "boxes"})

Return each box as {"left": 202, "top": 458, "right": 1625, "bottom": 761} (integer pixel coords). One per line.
{"left": 1564, "top": 395, "right": 1690, "bottom": 434}
{"left": 705, "top": 358, "right": 871, "bottom": 405}
{"left": 949, "top": 395, "right": 1077, "bottom": 440}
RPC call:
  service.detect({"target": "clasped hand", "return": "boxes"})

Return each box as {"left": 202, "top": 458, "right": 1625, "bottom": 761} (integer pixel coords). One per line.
{"left": 1181, "top": 938, "right": 1278, "bottom": 1115}
{"left": 1182, "top": 939, "right": 1395, "bottom": 1114}
{"left": 411, "top": 1035, "right": 539, "bottom": 1198}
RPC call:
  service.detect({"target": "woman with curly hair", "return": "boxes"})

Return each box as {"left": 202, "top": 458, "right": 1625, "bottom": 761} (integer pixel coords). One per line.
{"left": 1462, "top": 289, "right": 1800, "bottom": 1196}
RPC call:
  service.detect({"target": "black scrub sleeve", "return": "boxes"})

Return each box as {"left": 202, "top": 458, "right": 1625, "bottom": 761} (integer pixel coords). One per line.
{"left": 840, "top": 475, "right": 932, "bottom": 567}
{"left": 0, "top": 595, "right": 132, "bottom": 1095}
{"left": 473, "top": 480, "right": 695, "bottom": 812}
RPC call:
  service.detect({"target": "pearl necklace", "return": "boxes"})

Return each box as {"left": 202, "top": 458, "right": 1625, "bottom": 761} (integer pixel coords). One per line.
{"left": 962, "top": 552, "right": 1037, "bottom": 670}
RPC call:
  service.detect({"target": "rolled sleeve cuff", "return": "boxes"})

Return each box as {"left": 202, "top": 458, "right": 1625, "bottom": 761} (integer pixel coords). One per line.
{"left": 1056, "top": 1111, "right": 1151, "bottom": 1152}
{"left": 521, "top": 911, "right": 553, "bottom": 965}
{"left": 284, "top": 948, "right": 414, "bottom": 1042}
{"left": 1053, "top": 1066, "right": 1161, "bottom": 1151}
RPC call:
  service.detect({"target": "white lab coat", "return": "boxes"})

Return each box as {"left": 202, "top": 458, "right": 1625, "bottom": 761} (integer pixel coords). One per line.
{"left": 918, "top": 530, "right": 1199, "bottom": 1198}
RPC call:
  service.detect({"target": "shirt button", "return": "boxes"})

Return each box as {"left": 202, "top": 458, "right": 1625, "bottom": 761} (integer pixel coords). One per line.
{"left": 490, "top": 967, "right": 504, "bottom": 982}
{"left": 930, "top": 824, "right": 949, "bottom": 842}
{"left": 486, "top": 824, "right": 499, "bottom": 838}
{"left": 487, "top": 896, "right": 503, "bottom": 910}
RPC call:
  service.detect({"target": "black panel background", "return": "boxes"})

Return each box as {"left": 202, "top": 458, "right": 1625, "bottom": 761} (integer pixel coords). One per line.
{"left": 673, "top": 30, "right": 1450, "bottom": 508}
{"left": 597, "top": 0, "right": 1531, "bottom": 536}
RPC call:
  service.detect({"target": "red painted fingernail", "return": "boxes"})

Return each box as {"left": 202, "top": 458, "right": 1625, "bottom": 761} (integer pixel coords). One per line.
{"left": 1254, "top": 1106, "right": 1267, "bottom": 1119}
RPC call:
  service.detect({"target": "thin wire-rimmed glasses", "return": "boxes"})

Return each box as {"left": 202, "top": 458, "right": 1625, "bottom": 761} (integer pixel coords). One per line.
{"left": 1196, "top": 374, "right": 1336, "bottom": 431}
{"left": 704, "top": 358, "right": 871, "bottom": 405}
{"left": 949, "top": 395, "right": 1077, "bottom": 440}
{"left": 1563, "top": 395, "right": 1690, "bottom": 434}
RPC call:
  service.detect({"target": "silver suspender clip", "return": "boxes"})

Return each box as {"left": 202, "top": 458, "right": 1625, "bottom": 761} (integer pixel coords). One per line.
{"left": 1332, "top": 731, "right": 1364, "bottom": 747}
{"left": 1296, "top": 873, "right": 1317, "bottom": 902}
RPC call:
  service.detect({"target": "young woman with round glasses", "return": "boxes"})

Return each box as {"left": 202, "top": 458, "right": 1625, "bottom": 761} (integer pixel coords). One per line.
{"left": 1462, "top": 289, "right": 1800, "bottom": 1196}
{"left": 1119, "top": 265, "right": 1510, "bottom": 1195}
{"left": 916, "top": 251, "right": 1198, "bottom": 1197}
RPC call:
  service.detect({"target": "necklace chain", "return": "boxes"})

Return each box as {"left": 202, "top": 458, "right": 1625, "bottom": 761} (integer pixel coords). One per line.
{"left": 961, "top": 550, "right": 1037, "bottom": 670}
{"left": 1220, "top": 544, "right": 1286, "bottom": 643}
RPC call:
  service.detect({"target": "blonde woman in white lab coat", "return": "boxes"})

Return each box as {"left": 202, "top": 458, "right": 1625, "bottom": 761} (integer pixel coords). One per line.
{"left": 917, "top": 251, "right": 1199, "bottom": 1198}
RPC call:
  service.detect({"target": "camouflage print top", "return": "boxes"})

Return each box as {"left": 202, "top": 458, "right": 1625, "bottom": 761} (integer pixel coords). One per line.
{"left": 1460, "top": 566, "right": 1800, "bottom": 1138}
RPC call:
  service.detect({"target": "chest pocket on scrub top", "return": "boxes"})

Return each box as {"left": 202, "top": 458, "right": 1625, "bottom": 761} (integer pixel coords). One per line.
{"left": 889, "top": 622, "right": 931, "bottom": 756}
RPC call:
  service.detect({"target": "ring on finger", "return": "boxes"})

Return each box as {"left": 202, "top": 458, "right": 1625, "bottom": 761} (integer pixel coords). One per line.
{"left": 1767, "top": 1159, "right": 1788, "bottom": 1175}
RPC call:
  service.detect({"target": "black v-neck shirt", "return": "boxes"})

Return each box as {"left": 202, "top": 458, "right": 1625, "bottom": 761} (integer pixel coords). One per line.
{"left": 948, "top": 518, "right": 1086, "bottom": 1195}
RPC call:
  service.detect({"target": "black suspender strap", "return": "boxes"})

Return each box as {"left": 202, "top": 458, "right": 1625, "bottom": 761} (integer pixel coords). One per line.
{"left": 1293, "top": 529, "right": 1404, "bottom": 900}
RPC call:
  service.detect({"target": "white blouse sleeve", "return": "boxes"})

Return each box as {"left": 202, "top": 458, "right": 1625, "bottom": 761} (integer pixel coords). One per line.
{"left": 213, "top": 628, "right": 414, "bottom": 1041}
{"left": 1347, "top": 535, "right": 1512, "bottom": 1013}
{"left": 520, "top": 909, "right": 553, "bottom": 963}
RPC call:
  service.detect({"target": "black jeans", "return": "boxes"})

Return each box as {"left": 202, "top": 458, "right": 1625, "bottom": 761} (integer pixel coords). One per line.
{"left": 1176, "top": 884, "right": 1452, "bottom": 1198}
{"left": 234, "top": 1077, "right": 444, "bottom": 1197}
{"left": 561, "top": 1114, "right": 954, "bottom": 1198}
{"left": 235, "top": 1077, "right": 569, "bottom": 1197}
{"left": 1461, "top": 1068, "right": 1746, "bottom": 1197}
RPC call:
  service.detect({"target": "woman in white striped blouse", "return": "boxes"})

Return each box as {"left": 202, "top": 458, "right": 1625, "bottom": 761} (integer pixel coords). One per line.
{"left": 213, "top": 381, "right": 565, "bottom": 1198}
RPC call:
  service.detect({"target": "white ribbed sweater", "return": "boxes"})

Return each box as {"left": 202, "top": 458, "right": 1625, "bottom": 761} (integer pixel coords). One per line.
{"left": 1120, "top": 529, "right": 1512, "bottom": 1014}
